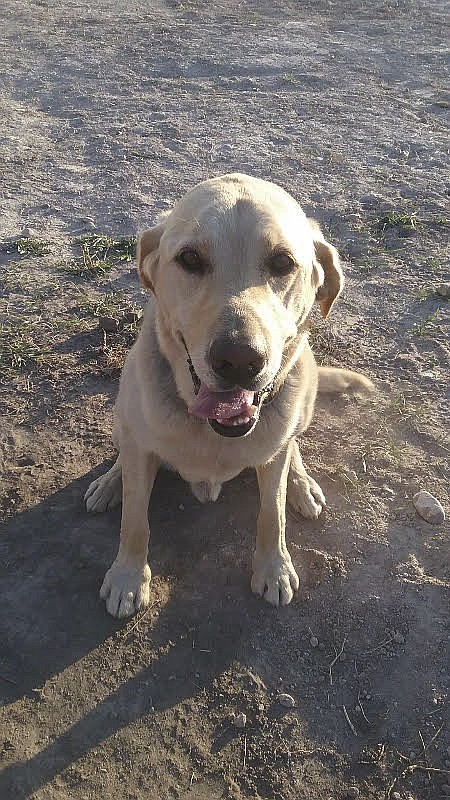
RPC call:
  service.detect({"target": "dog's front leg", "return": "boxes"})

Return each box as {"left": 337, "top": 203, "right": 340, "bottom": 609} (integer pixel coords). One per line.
{"left": 100, "top": 438, "right": 159, "bottom": 618}
{"left": 252, "top": 442, "right": 300, "bottom": 607}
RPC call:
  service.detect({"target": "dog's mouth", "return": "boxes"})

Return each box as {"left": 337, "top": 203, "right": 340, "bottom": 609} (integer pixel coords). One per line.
{"left": 188, "top": 383, "right": 265, "bottom": 438}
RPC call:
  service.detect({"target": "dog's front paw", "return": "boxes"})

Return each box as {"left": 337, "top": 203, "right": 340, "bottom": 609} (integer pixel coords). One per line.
{"left": 287, "top": 473, "right": 326, "bottom": 519}
{"left": 251, "top": 550, "right": 299, "bottom": 607}
{"left": 100, "top": 561, "right": 151, "bottom": 618}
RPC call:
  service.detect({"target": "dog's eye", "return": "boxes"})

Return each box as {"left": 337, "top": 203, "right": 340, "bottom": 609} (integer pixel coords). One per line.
{"left": 269, "top": 251, "right": 296, "bottom": 276}
{"left": 176, "top": 248, "right": 205, "bottom": 273}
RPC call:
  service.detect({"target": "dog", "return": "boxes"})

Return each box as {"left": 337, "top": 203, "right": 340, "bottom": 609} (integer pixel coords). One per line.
{"left": 85, "top": 173, "right": 373, "bottom": 618}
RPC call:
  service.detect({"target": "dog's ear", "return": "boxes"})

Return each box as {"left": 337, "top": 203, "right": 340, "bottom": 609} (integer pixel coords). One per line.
{"left": 309, "top": 218, "right": 344, "bottom": 319}
{"left": 137, "top": 223, "right": 166, "bottom": 293}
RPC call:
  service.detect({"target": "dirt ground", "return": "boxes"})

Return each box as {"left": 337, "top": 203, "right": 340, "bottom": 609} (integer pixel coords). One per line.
{"left": 0, "top": 1, "right": 449, "bottom": 799}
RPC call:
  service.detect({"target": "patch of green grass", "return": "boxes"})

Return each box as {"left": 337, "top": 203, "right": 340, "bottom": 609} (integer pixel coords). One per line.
{"left": 63, "top": 234, "right": 136, "bottom": 278}
{"left": 416, "top": 286, "right": 432, "bottom": 302}
{"left": 0, "top": 321, "right": 50, "bottom": 376}
{"left": 281, "top": 73, "right": 298, "bottom": 84}
{"left": 72, "top": 289, "right": 141, "bottom": 320}
{"left": 375, "top": 211, "right": 419, "bottom": 235}
{"left": 75, "top": 234, "right": 136, "bottom": 263}
{"left": 410, "top": 312, "right": 438, "bottom": 338}
{"left": 15, "top": 237, "right": 51, "bottom": 256}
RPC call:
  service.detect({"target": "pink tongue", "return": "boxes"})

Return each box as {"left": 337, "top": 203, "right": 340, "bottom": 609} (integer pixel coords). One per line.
{"left": 188, "top": 384, "right": 255, "bottom": 420}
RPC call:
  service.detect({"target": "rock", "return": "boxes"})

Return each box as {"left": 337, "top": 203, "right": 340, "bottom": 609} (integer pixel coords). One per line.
{"left": 310, "top": 635, "right": 319, "bottom": 648}
{"left": 277, "top": 693, "right": 296, "bottom": 708}
{"left": 347, "top": 788, "right": 359, "bottom": 799}
{"left": 17, "top": 455, "right": 36, "bottom": 467}
{"left": 99, "top": 316, "right": 119, "bottom": 333}
{"left": 232, "top": 712, "right": 246, "bottom": 729}
{"left": 436, "top": 282, "right": 450, "bottom": 298}
{"left": 122, "top": 309, "right": 143, "bottom": 325}
{"left": 393, "top": 631, "right": 405, "bottom": 644}
{"left": 413, "top": 491, "right": 445, "bottom": 524}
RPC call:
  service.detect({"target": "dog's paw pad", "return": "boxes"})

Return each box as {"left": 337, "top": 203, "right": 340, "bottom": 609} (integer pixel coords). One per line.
{"left": 100, "top": 562, "right": 151, "bottom": 618}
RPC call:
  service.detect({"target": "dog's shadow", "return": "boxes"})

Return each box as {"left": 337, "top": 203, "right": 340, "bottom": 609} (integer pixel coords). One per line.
{"left": 0, "top": 463, "right": 282, "bottom": 797}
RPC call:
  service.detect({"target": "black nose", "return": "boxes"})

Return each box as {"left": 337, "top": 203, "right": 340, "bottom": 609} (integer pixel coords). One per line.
{"left": 209, "top": 338, "right": 266, "bottom": 386}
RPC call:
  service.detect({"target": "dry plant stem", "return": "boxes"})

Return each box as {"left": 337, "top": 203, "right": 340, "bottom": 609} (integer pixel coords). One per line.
{"left": 385, "top": 764, "right": 450, "bottom": 800}
{"left": 360, "top": 635, "right": 395, "bottom": 656}
{"left": 357, "top": 691, "right": 371, "bottom": 725}
{"left": 342, "top": 705, "right": 358, "bottom": 736}
{"left": 329, "top": 635, "right": 348, "bottom": 685}
{"left": 0, "top": 674, "right": 18, "bottom": 685}
{"left": 122, "top": 602, "right": 158, "bottom": 637}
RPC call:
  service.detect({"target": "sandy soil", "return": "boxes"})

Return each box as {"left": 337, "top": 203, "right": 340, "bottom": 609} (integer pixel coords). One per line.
{"left": 0, "top": 1, "right": 449, "bottom": 799}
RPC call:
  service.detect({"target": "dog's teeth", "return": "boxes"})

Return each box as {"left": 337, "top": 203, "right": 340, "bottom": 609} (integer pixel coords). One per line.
{"left": 242, "top": 416, "right": 250, "bottom": 424}
{"left": 236, "top": 417, "right": 244, "bottom": 424}
{"left": 232, "top": 420, "right": 239, "bottom": 426}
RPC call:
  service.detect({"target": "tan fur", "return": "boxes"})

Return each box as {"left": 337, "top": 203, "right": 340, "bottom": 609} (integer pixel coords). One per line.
{"left": 84, "top": 173, "right": 374, "bottom": 617}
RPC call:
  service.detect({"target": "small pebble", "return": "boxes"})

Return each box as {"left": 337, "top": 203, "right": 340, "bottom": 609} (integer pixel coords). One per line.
{"left": 277, "top": 693, "right": 296, "bottom": 708}
{"left": 232, "top": 712, "right": 246, "bottom": 729}
{"left": 413, "top": 490, "right": 445, "bottom": 524}
{"left": 310, "top": 635, "right": 319, "bottom": 648}
{"left": 99, "top": 316, "right": 119, "bottom": 333}
{"left": 436, "top": 282, "right": 450, "bottom": 298}
{"left": 347, "top": 788, "right": 359, "bottom": 799}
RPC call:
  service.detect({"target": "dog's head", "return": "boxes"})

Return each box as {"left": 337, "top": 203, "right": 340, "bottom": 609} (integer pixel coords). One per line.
{"left": 137, "top": 173, "right": 343, "bottom": 437}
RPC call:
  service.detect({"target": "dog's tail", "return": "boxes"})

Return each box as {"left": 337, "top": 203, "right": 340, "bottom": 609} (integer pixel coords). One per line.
{"left": 318, "top": 367, "right": 375, "bottom": 395}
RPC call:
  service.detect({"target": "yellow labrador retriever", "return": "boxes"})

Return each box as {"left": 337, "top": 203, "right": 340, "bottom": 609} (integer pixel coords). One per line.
{"left": 85, "top": 173, "right": 372, "bottom": 618}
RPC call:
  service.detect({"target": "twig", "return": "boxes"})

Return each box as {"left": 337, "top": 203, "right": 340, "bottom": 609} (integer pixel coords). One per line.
{"left": 123, "top": 602, "right": 157, "bottom": 636}
{"left": 360, "top": 635, "right": 395, "bottom": 656}
{"left": 0, "top": 674, "right": 18, "bottom": 685}
{"left": 329, "top": 635, "right": 348, "bottom": 685}
{"left": 357, "top": 691, "right": 371, "bottom": 725}
{"left": 189, "top": 771, "right": 195, "bottom": 789}
{"left": 243, "top": 734, "right": 247, "bottom": 768}
{"left": 385, "top": 763, "right": 450, "bottom": 800}
{"left": 418, "top": 729, "right": 431, "bottom": 779}
{"left": 342, "top": 705, "right": 358, "bottom": 736}
{"left": 426, "top": 722, "right": 444, "bottom": 750}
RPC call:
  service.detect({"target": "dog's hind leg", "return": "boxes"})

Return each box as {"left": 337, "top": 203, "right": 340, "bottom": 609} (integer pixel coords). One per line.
{"left": 85, "top": 455, "right": 122, "bottom": 513}
{"left": 190, "top": 481, "right": 222, "bottom": 503}
{"left": 287, "top": 439, "right": 325, "bottom": 520}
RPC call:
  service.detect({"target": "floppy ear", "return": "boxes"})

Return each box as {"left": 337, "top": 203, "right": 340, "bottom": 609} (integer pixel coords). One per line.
{"left": 309, "top": 219, "right": 344, "bottom": 319}
{"left": 136, "top": 222, "right": 166, "bottom": 293}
